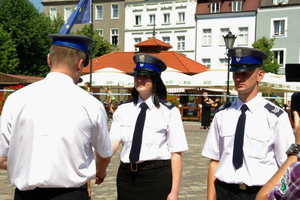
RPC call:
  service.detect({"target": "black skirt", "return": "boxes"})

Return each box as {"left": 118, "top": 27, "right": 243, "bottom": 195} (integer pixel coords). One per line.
{"left": 117, "top": 163, "right": 172, "bottom": 200}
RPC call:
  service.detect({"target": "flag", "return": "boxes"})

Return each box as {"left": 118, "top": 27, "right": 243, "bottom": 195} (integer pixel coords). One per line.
{"left": 59, "top": 0, "right": 91, "bottom": 34}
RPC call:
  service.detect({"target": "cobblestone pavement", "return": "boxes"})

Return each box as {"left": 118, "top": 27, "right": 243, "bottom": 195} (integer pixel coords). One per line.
{"left": 0, "top": 121, "right": 210, "bottom": 200}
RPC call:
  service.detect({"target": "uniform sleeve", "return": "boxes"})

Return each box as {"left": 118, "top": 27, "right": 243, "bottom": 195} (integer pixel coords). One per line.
{"left": 109, "top": 106, "right": 122, "bottom": 141}
{"left": 202, "top": 116, "right": 220, "bottom": 161}
{"left": 274, "top": 111, "right": 295, "bottom": 166}
{"left": 167, "top": 107, "right": 188, "bottom": 153}
{"left": 0, "top": 97, "right": 13, "bottom": 157}
{"left": 91, "top": 103, "right": 112, "bottom": 158}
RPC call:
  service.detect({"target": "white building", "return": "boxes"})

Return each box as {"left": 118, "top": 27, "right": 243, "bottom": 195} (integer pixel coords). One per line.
{"left": 124, "top": 0, "right": 197, "bottom": 60}
{"left": 195, "top": 1, "right": 260, "bottom": 70}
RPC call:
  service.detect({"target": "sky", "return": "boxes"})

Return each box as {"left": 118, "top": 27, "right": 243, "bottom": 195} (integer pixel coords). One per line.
{"left": 29, "top": 0, "right": 43, "bottom": 13}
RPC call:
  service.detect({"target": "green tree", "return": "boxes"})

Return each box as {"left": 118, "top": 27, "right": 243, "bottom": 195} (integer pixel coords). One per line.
{"left": 75, "top": 25, "right": 118, "bottom": 58}
{"left": 0, "top": 25, "right": 19, "bottom": 73}
{"left": 252, "top": 36, "right": 280, "bottom": 74}
{"left": 0, "top": 0, "right": 64, "bottom": 77}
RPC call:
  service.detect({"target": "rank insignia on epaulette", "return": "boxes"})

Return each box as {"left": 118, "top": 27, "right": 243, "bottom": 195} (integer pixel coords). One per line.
{"left": 264, "top": 103, "right": 283, "bottom": 117}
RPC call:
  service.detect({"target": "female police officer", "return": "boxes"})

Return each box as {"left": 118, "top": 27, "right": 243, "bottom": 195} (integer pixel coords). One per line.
{"left": 109, "top": 53, "right": 188, "bottom": 200}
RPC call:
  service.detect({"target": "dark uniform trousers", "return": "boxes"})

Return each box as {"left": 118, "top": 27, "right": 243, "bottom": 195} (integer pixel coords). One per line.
{"left": 217, "top": 181, "right": 262, "bottom": 200}
{"left": 14, "top": 183, "right": 89, "bottom": 200}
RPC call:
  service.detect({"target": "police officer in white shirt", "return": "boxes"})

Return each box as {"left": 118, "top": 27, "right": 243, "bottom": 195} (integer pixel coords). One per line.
{"left": 110, "top": 53, "right": 188, "bottom": 200}
{"left": 202, "top": 47, "right": 294, "bottom": 200}
{"left": 0, "top": 34, "right": 112, "bottom": 200}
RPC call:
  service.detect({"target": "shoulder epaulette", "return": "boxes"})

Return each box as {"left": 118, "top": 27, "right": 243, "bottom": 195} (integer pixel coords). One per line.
{"left": 264, "top": 103, "right": 284, "bottom": 117}
{"left": 119, "top": 99, "right": 133, "bottom": 106}
{"left": 159, "top": 99, "right": 175, "bottom": 110}
{"left": 215, "top": 102, "right": 231, "bottom": 113}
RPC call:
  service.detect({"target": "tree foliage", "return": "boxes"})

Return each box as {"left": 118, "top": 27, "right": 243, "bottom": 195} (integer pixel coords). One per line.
{"left": 75, "top": 25, "right": 118, "bottom": 58}
{"left": 252, "top": 36, "right": 280, "bottom": 74}
{"left": 0, "top": 25, "right": 19, "bottom": 73}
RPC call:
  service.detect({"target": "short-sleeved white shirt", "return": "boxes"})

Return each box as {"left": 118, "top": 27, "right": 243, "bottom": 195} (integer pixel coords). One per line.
{"left": 110, "top": 96, "right": 188, "bottom": 163}
{"left": 202, "top": 95, "right": 294, "bottom": 186}
{"left": 0, "top": 72, "right": 112, "bottom": 191}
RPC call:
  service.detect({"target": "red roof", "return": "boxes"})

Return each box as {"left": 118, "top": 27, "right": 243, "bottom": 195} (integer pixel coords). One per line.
{"left": 82, "top": 51, "right": 208, "bottom": 75}
{"left": 135, "top": 38, "right": 172, "bottom": 48}
{"left": 82, "top": 37, "right": 208, "bottom": 75}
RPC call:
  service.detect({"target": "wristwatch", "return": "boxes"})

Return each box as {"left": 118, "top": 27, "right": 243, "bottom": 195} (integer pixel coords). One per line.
{"left": 286, "top": 144, "right": 300, "bottom": 156}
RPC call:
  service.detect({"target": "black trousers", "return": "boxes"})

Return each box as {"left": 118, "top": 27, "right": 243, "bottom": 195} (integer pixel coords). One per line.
{"left": 216, "top": 181, "right": 261, "bottom": 200}
{"left": 117, "top": 163, "right": 172, "bottom": 200}
{"left": 14, "top": 184, "right": 89, "bottom": 200}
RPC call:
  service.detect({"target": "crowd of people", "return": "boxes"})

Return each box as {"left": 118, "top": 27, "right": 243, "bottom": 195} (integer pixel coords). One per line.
{"left": 0, "top": 33, "right": 299, "bottom": 200}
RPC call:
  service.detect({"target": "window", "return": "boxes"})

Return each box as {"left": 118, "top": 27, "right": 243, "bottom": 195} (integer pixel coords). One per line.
{"left": 178, "top": 12, "right": 185, "bottom": 23}
{"left": 96, "top": 29, "right": 103, "bottom": 36}
{"left": 134, "top": 38, "right": 141, "bottom": 51}
{"left": 272, "top": 19, "right": 286, "bottom": 36}
{"left": 177, "top": 36, "right": 185, "bottom": 50}
{"left": 203, "top": 29, "right": 212, "bottom": 46}
{"left": 96, "top": 5, "right": 103, "bottom": 20}
{"left": 275, "top": 0, "right": 286, "bottom": 5}
{"left": 202, "top": 59, "right": 211, "bottom": 68}
{"left": 135, "top": 15, "right": 141, "bottom": 25}
{"left": 211, "top": 3, "right": 220, "bottom": 13}
{"left": 162, "top": 37, "right": 170, "bottom": 44}
{"left": 149, "top": 14, "right": 155, "bottom": 25}
{"left": 232, "top": 1, "right": 242, "bottom": 12}
{"left": 163, "top": 13, "right": 170, "bottom": 23}
{"left": 238, "top": 27, "right": 248, "bottom": 45}
{"left": 111, "top": 29, "right": 118, "bottom": 45}
{"left": 273, "top": 50, "right": 284, "bottom": 66}
{"left": 220, "top": 28, "right": 230, "bottom": 45}
{"left": 111, "top": 4, "right": 118, "bottom": 19}
{"left": 220, "top": 59, "right": 228, "bottom": 66}
{"left": 64, "top": 7, "right": 71, "bottom": 21}
{"left": 50, "top": 8, "right": 57, "bottom": 20}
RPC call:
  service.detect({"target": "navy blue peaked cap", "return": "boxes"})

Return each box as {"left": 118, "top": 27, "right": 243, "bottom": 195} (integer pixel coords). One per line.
{"left": 132, "top": 53, "right": 167, "bottom": 76}
{"left": 228, "top": 47, "right": 267, "bottom": 72}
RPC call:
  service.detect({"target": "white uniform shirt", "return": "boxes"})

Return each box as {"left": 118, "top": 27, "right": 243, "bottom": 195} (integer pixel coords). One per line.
{"left": 202, "top": 95, "right": 294, "bottom": 186}
{"left": 110, "top": 96, "right": 188, "bottom": 163}
{"left": 0, "top": 72, "right": 112, "bottom": 191}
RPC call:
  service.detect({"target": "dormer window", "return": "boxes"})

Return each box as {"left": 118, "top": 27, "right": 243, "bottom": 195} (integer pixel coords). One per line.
{"left": 211, "top": 2, "right": 220, "bottom": 13}
{"left": 273, "top": 0, "right": 288, "bottom": 5}
{"left": 232, "top": 1, "right": 242, "bottom": 12}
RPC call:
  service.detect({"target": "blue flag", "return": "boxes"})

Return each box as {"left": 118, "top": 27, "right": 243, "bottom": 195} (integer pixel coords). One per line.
{"left": 59, "top": 0, "right": 91, "bottom": 34}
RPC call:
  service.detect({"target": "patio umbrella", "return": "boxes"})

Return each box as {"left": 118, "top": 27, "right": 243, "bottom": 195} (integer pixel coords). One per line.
{"left": 78, "top": 67, "right": 134, "bottom": 88}
{"left": 161, "top": 67, "right": 192, "bottom": 87}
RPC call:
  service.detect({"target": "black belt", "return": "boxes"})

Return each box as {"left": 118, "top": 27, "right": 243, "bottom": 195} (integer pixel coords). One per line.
{"left": 120, "top": 160, "right": 171, "bottom": 172}
{"left": 218, "top": 181, "right": 262, "bottom": 192}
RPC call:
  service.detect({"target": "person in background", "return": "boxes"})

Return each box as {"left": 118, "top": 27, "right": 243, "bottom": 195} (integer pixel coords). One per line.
{"left": 109, "top": 53, "right": 188, "bottom": 200}
{"left": 212, "top": 97, "right": 221, "bottom": 110}
{"left": 202, "top": 47, "right": 294, "bottom": 200}
{"left": 201, "top": 92, "right": 214, "bottom": 129}
{"left": 84, "top": 82, "right": 91, "bottom": 92}
{"left": 0, "top": 34, "right": 112, "bottom": 200}
{"left": 104, "top": 86, "right": 116, "bottom": 115}
{"left": 255, "top": 111, "right": 300, "bottom": 200}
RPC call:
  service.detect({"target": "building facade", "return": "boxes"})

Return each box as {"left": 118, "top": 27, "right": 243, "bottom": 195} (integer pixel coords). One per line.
{"left": 124, "top": 0, "right": 197, "bottom": 60}
{"left": 42, "top": 0, "right": 126, "bottom": 51}
{"left": 195, "top": 0, "right": 261, "bottom": 70}
{"left": 257, "top": 0, "right": 300, "bottom": 74}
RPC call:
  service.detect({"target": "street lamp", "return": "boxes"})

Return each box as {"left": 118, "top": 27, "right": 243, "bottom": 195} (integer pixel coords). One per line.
{"left": 223, "top": 31, "right": 236, "bottom": 102}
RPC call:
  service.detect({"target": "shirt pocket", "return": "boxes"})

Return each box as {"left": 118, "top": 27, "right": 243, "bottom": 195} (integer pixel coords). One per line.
{"left": 244, "top": 131, "right": 270, "bottom": 159}
{"left": 143, "top": 119, "right": 168, "bottom": 145}
{"left": 119, "top": 119, "right": 135, "bottom": 144}
{"left": 219, "top": 128, "right": 235, "bottom": 155}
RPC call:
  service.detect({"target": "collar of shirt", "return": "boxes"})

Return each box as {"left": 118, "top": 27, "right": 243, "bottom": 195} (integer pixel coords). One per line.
{"left": 137, "top": 96, "right": 154, "bottom": 111}
{"left": 235, "top": 94, "right": 261, "bottom": 114}
{"left": 46, "top": 72, "right": 75, "bottom": 85}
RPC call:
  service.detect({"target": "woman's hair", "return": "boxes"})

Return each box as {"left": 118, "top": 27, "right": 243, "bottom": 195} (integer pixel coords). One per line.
{"left": 132, "top": 74, "right": 167, "bottom": 108}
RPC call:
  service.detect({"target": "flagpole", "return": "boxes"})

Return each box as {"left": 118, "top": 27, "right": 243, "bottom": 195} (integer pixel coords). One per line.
{"left": 89, "top": 0, "right": 93, "bottom": 93}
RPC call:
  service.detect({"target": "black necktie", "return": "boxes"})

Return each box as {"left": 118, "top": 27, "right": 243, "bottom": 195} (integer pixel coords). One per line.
{"left": 129, "top": 102, "right": 148, "bottom": 163}
{"left": 233, "top": 104, "right": 248, "bottom": 169}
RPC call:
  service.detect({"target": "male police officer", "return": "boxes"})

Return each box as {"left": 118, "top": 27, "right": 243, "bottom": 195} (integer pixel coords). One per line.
{"left": 202, "top": 47, "right": 294, "bottom": 200}
{"left": 0, "top": 34, "right": 112, "bottom": 200}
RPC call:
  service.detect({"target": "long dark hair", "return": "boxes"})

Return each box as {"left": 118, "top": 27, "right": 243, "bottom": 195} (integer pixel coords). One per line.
{"left": 132, "top": 74, "right": 167, "bottom": 108}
